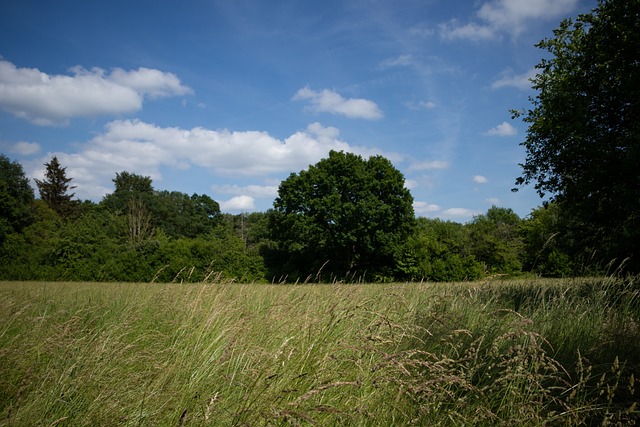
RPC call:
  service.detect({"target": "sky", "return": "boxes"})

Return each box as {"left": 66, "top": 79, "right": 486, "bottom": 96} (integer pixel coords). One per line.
{"left": 0, "top": 0, "right": 598, "bottom": 222}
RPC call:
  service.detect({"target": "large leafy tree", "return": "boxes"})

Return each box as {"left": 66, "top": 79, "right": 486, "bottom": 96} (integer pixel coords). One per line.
{"left": 514, "top": 0, "right": 640, "bottom": 271}
{"left": 467, "top": 206, "right": 525, "bottom": 275}
{"left": 268, "top": 150, "right": 414, "bottom": 281}
{"left": 0, "top": 154, "right": 35, "bottom": 243}
{"left": 35, "top": 156, "right": 77, "bottom": 219}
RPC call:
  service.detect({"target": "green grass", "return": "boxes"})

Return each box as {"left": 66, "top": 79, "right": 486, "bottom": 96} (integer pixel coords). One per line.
{"left": 1, "top": 277, "right": 639, "bottom": 426}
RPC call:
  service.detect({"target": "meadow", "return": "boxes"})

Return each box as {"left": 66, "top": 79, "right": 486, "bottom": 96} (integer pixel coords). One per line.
{"left": 1, "top": 277, "right": 639, "bottom": 426}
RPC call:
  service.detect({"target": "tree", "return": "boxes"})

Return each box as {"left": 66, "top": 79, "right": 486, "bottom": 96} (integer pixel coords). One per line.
{"left": 0, "top": 154, "right": 35, "bottom": 244}
{"left": 513, "top": 0, "right": 640, "bottom": 271}
{"left": 35, "top": 156, "right": 77, "bottom": 219}
{"left": 467, "top": 207, "right": 524, "bottom": 275}
{"left": 400, "top": 218, "right": 483, "bottom": 282}
{"left": 268, "top": 150, "right": 415, "bottom": 281}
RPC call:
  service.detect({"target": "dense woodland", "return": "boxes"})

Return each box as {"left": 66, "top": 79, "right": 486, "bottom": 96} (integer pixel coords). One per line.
{"left": 0, "top": 153, "right": 613, "bottom": 283}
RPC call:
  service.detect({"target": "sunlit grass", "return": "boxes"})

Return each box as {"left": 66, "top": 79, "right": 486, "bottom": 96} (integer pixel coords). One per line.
{"left": 1, "top": 278, "right": 638, "bottom": 425}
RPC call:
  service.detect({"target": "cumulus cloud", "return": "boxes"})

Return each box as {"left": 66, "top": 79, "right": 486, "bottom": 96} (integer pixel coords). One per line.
{"left": 9, "top": 141, "right": 40, "bottom": 155}
{"left": 413, "top": 202, "right": 479, "bottom": 220}
{"left": 473, "top": 175, "right": 488, "bottom": 184}
{"left": 25, "top": 120, "right": 395, "bottom": 202}
{"left": 437, "top": 0, "right": 579, "bottom": 41}
{"left": 442, "top": 207, "right": 478, "bottom": 218}
{"left": 108, "top": 67, "right": 192, "bottom": 98}
{"left": 492, "top": 68, "right": 537, "bottom": 90}
{"left": 413, "top": 201, "right": 441, "bottom": 215}
{"left": 219, "top": 195, "right": 256, "bottom": 212}
{"left": 484, "top": 121, "right": 517, "bottom": 137}
{"left": 0, "top": 59, "right": 192, "bottom": 125}
{"left": 293, "top": 86, "right": 383, "bottom": 120}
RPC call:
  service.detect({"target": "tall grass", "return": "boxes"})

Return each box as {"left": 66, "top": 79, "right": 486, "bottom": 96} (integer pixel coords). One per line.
{"left": 1, "top": 277, "right": 638, "bottom": 426}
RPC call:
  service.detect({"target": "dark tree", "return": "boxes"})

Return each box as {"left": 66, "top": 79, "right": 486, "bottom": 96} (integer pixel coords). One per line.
{"left": 35, "top": 156, "right": 77, "bottom": 219}
{"left": 101, "top": 172, "right": 220, "bottom": 240}
{"left": 513, "top": 0, "right": 640, "bottom": 271}
{"left": 0, "top": 154, "right": 35, "bottom": 242}
{"left": 113, "top": 171, "right": 154, "bottom": 194}
{"left": 268, "top": 150, "right": 415, "bottom": 281}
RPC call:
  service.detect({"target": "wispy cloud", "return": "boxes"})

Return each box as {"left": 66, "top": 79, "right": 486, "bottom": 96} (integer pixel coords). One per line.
{"left": 473, "top": 175, "right": 488, "bottom": 184}
{"left": 408, "top": 160, "right": 449, "bottom": 171}
{"left": 438, "top": 20, "right": 496, "bottom": 41}
{"left": 293, "top": 86, "right": 383, "bottom": 120}
{"left": 484, "top": 121, "right": 517, "bottom": 137}
{"left": 492, "top": 68, "right": 537, "bottom": 90}
{"left": 405, "top": 100, "right": 436, "bottom": 110}
{"left": 0, "top": 59, "right": 192, "bottom": 126}
{"left": 213, "top": 184, "right": 279, "bottom": 199}
{"left": 379, "top": 54, "right": 413, "bottom": 68}
{"left": 435, "top": 0, "right": 580, "bottom": 41}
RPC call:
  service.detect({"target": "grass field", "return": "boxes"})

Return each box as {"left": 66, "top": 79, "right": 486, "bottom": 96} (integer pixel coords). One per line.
{"left": 1, "top": 277, "right": 639, "bottom": 426}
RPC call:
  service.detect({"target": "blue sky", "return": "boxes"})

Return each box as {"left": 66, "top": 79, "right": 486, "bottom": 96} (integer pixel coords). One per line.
{"left": 0, "top": 0, "right": 597, "bottom": 221}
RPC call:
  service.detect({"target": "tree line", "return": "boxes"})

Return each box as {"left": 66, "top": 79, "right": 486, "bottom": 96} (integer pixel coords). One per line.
{"left": 0, "top": 152, "right": 615, "bottom": 283}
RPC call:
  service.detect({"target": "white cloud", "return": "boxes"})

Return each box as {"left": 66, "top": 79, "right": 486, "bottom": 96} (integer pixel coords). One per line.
{"left": 438, "top": 0, "right": 579, "bottom": 41}
{"left": 438, "top": 20, "right": 496, "bottom": 41}
{"left": 485, "top": 198, "right": 501, "bottom": 205}
{"left": 24, "top": 120, "right": 395, "bottom": 202}
{"left": 213, "top": 184, "right": 279, "bottom": 198}
{"left": 492, "top": 68, "right": 537, "bottom": 90}
{"left": 484, "top": 121, "right": 517, "bottom": 137}
{"left": 0, "top": 59, "right": 192, "bottom": 126}
{"left": 473, "top": 175, "right": 488, "bottom": 184}
{"left": 414, "top": 201, "right": 441, "bottom": 215}
{"left": 219, "top": 195, "right": 256, "bottom": 212}
{"left": 408, "top": 160, "right": 449, "bottom": 171}
{"left": 293, "top": 86, "right": 383, "bottom": 120}
{"left": 477, "top": 0, "right": 579, "bottom": 37}
{"left": 10, "top": 141, "right": 40, "bottom": 155}
{"left": 442, "top": 207, "right": 478, "bottom": 218}
{"left": 108, "top": 67, "right": 192, "bottom": 98}
{"left": 404, "top": 179, "right": 418, "bottom": 190}
{"left": 379, "top": 54, "right": 413, "bottom": 68}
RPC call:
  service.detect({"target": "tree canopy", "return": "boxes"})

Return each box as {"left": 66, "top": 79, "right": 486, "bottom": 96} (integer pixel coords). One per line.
{"left": 514, "top": 0, "right": 640, "bottom": 271}
{"left": 268, "top": 150, "right": 415, "bottom": 281}
{"left": 0, "top": 154, "right": 35, "bottom": 243}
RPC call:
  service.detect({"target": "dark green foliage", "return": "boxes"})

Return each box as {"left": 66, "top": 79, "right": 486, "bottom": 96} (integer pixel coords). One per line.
{"left": 101, "top": 172, "right": 221, "bottom": 240}
{"left": 400, "top": 218, "right": 483, "bottom": 281}
{"left": 467, "top": 206, "right": 525, "bottom": 274}
{"left": 0, "top": 154, "right": 35, "bottom": 243}
{"left": 521, "top": 203, "right": 576, "bottom": 277}
{"left": 268, "top": 150, "right": 415, "bottom": 281}
{"left": 34, "top": 156, "right": 77, "bottom": 219}
{"left": 152, "top": 191, "right": 220, "bottom": 239}
{"left": 514, "top": 0, "right": 640, "bottom": 272}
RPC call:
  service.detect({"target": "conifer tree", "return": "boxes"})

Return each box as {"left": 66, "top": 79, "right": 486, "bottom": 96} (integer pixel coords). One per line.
{"left": 35, "top": 156, "right": 77, "bottom": 219}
